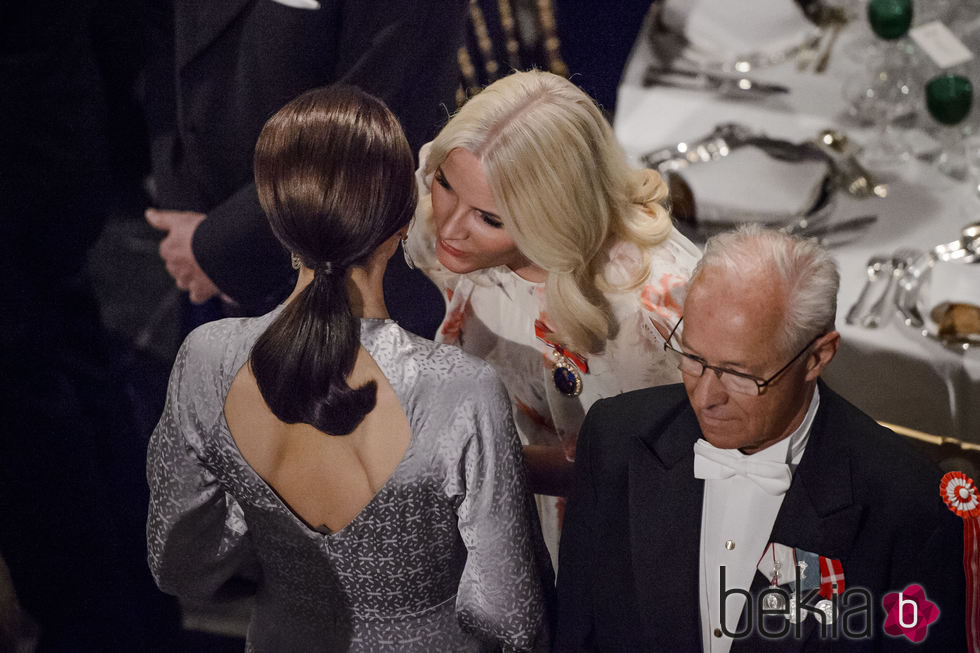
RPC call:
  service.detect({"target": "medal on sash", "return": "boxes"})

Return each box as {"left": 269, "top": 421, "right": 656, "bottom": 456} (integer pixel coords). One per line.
{"left": 763, "top": 544, "right": 787, "bottom": 610}
{"left": 764, "top": 562, "right": 786, "bottom": 610}
{"left": 535, "top": 319, "right": 588, "bottom": 397}
{"left": 940, "top": 471, "right": 980, "bottom": 652}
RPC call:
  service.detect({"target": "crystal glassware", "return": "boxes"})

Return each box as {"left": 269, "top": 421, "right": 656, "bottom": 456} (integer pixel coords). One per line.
{"left": 925, "top": 74, "right": 974, "bottom": 180}
{"left": 843, "top": 0, "right": 917, "bottom": 168}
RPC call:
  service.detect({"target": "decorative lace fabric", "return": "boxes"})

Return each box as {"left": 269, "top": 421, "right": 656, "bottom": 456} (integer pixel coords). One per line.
{"left": 147, "top": 309, "right": 552, "bottom": 651}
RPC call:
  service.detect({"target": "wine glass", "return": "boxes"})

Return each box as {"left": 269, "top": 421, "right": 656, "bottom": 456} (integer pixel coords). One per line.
{"left": 867, "top": 0, "right": 912, "bottom": 41}
{"left": 925, "top": 74, "right": 974, "bottom": 180}
{"left": 844, "top": 0, "right": 916, "bottom": 167}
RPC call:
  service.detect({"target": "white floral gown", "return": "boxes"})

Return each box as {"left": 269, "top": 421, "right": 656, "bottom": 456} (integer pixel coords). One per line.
{"left": 407, "top": 154, "right": 702, "bottom": 566}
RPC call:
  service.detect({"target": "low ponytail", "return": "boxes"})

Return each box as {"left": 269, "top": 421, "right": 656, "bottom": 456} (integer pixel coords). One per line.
{"left": 250, "top": 85, "right": 416, "bottom": 436}
{"left": 250, "top": 266, "right": 375, "bottom": 435}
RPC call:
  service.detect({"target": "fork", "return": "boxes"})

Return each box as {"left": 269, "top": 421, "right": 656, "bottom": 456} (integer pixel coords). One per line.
{"left": 813, "top": 18, "right": 846, "bottom": 73}
{"left": 861, "top": 249, "right": 920, "bottom": 328}
{"left": 846, "top": 255, "right": 891, "bottom": 325}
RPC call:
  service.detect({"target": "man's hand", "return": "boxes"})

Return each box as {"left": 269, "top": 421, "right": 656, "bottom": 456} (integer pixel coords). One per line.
{"left": 145, "top": 209, "right": 221, "bottom": 304}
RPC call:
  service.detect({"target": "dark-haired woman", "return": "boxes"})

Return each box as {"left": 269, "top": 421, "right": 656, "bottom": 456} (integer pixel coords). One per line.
{"left": 146, "top": 86, "right": 551, "bottom": 651}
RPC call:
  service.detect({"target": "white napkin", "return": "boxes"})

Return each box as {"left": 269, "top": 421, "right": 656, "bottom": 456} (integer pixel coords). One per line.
{"left": 928, "top": 260, "right": 980, "bottom": 316}
{"left": 661, "top": 0, "right": 816, "bottom": 65}
{"left": 678, "top": 147, "right": 828, "bottom": 223}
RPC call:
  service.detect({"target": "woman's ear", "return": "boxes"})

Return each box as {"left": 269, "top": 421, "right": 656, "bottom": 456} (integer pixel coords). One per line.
{"left": 378, "top": 228, "right": 405, "bottom": 261}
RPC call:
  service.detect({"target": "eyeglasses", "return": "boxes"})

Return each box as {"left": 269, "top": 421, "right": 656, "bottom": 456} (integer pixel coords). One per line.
{"left": 663, "top": 318, "right": 821, "bottom": 396}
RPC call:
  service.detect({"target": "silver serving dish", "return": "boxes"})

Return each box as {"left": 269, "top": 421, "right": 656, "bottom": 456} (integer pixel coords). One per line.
{"left": 897, "top": 236, "right": 980, "bottom": 350}
{"left": 645, "top": 124, "right": 838, "bottom": 236}
{"left": 646, "top": 4, "right": 822, "bottom": 73}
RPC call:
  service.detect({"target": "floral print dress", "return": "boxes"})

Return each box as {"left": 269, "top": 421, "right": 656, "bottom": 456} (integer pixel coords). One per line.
{"left": 406, "top": 154, "right": 702, "bottom": 566}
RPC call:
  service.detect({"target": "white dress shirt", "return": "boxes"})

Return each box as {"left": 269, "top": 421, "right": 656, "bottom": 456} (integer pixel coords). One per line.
{"left": 698, "top": 385, "right": 820, "bottom": 652}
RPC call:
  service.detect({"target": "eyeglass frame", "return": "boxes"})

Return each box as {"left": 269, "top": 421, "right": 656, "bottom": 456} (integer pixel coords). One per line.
{"left": 663, "top": 317, "right": 823, "bottom": 396}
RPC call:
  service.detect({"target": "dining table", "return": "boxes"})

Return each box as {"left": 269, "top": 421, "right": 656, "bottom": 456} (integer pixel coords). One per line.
{"left": 614, "top": 5, "right": 980, "bottom": 442}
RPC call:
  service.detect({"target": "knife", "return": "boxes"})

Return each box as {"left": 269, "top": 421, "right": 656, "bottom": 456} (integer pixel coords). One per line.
{"left": 795, "top": 214, "right": 877, "bottom": 239}
{"left": 643, "top": 65, "right": 790, "bottom": 96}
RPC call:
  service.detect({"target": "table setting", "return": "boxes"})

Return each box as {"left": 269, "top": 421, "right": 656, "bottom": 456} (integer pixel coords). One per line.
{"left": 615, "top": 0, "right": 980, "bottom": 441}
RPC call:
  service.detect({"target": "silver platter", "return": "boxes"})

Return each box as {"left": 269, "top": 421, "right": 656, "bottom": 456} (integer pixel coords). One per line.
{"left": 897, "top": 240, "right": 980, "bottom": 351}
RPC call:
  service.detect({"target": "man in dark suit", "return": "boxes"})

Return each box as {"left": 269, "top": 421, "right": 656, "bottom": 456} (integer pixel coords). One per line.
{"left": 145, "top": 0, "right": 461, "bottom": 335}
{"left": 555, "top": 226, "right": 967, "bottom": 651}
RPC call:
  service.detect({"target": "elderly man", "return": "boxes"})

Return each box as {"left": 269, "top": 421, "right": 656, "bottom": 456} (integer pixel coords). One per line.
{"left": 555, "top": 226, "right": 966, "bottom": 651}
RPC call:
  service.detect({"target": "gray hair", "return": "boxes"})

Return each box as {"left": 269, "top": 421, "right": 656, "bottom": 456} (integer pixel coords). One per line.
{"left": 691, "top": 224, "right": 839, "bottom": 353}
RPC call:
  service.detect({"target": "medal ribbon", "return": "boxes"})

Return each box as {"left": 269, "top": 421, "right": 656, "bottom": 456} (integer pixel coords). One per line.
{"left": 940, "top": 471, "right": 980, "bottom": 652}
{"left": 534, "top": 320, "right": 589, "bottom": 373}
{"left": 818, "top": 556, "right": 845, "bottom": 599}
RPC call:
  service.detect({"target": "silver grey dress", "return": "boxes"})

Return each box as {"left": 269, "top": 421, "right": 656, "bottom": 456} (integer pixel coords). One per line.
{"left": 147, "top": 310, "right": 552, "bottom": 651}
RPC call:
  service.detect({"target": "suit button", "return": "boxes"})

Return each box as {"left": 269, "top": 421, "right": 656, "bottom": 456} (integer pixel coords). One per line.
{"left": 714, "top": 628, "right": 723, "bottom": 637}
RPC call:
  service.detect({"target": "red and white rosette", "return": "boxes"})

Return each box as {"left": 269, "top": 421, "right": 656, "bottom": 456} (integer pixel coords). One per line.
{"left": 940, "top": 471, "right": 980, "bottom": 651}
{"left": 943, "top": 471, "right": 980, "bottom": 517}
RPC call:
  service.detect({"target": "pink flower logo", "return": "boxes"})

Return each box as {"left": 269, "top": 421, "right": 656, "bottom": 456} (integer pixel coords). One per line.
{"left": 882, "top": 584, "right": 940, "bottom": 643}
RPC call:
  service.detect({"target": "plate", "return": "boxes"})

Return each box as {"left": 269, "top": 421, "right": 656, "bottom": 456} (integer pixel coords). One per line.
{"left": 897, "top": 245, "right": 980, "bottom": 350}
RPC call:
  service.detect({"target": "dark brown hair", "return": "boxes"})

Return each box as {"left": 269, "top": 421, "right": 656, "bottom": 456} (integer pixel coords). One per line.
{"left": 250, "top": 85, "right": 416, "bottom": 435}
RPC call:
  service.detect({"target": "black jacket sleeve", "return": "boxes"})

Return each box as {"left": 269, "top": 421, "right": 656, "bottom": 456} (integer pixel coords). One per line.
{"left": 191, "top": 0, "right": 465, "bottom": 311}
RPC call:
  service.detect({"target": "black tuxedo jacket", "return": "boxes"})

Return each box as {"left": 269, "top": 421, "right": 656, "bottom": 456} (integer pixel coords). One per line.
{"left": 555, "top": 382, "right": 967, "bottom": 652}
{"left": 148, "top": 0, "right": 462, "bottom": 325}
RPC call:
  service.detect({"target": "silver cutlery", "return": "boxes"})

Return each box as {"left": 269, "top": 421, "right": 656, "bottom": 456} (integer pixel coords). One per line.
{"left": 862, "top": 249, "right": 920, "bottom": 328}
{"left": 796, "top": 34, "right": 822, "bottom": 71}
{"left": 811, "top": 129, "right": 887, "bottom": 199}
{"left": 846, "top": 255, "right": 891, "bottom": 325}
{"left": 800, "top": 3, "right": 849, "bottom": 73}
{"left": 643, "top": 66, "right": 790, "bottom": 97}
{"left": 813, "top": 14, "right": 848, "bottom": 74}
{"left": 785, "top": 214, "right": 877, "bottom": 239}
{"left": 896, "top": 272, "right": 926, "bottom": 329}
{"left": 962, "top": 221, "right": 980, "bottom": 251}
{"left": 642, "top": 123, "right": 822, "bottom": 171}
{"left": 813, "top": 22, "right": 844, "bottom": 73}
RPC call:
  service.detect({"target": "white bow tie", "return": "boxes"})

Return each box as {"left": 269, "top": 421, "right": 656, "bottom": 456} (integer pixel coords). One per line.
{"left": 693, "top": 439, "right": 792, "bottom": 495}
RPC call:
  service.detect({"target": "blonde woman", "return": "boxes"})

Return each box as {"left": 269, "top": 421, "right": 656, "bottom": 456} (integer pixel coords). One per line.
{"left": 406, "top": 70, "right": 700, "bottom": 565}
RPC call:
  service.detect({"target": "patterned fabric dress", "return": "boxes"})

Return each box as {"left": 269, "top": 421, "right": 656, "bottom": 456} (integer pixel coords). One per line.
{"left": 147, "top": 309, "right": 552, "bottom": 651}
{"left": 407, "top": 153, "right": 702, "bottom": 566}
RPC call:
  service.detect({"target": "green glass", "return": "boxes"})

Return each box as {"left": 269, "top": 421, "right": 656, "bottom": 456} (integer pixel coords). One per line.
{"left": 926, "top": 75, "right": 974, "bottom": 126}
{"left": 867, "top": 0, "right": 913, "bottom": 40}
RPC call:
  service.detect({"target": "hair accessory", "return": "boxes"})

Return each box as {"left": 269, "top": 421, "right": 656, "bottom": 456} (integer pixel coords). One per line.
{"left": 314, "top": 261, "right": 334, "bottom": 276}
{"left": 291, "top": 252, "right": 302, "bottom": 270}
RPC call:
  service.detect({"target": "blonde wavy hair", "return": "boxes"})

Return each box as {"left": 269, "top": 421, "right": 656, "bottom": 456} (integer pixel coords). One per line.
{"left": 425, "top": 70, "right": 673, "bottom": 353}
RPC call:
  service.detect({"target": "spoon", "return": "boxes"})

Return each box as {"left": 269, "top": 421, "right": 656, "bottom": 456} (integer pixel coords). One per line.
{"left": 846, "top": 255, "right": 891, "bottom": 325}
{"left": 962, "top": 221, "right": 980, "bottom": 251}
{"left": 862, "top": 248, "right": 920, "bottom": 328}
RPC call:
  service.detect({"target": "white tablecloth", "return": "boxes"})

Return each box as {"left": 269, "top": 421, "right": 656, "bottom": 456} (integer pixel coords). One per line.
{"left": 615, "top": 10, "right": 980, "bottom": 441}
